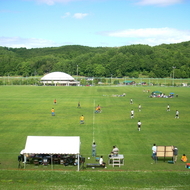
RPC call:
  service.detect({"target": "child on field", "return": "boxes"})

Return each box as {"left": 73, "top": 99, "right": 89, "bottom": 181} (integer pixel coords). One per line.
{"left": 181, "top": 154, "right": 188, "bottom": 162}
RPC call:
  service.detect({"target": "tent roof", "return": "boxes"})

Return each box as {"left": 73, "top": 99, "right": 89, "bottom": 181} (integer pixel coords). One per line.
{"left": 24, "top": 136, "right": 80, "bottom": 154}
{"left": 41, "top": 72, "right": 74, "bottom": 81}
{"left": 152, "top": 91, "right": 162, "bottom": 94}
{"left": 123, "top": 80, "right": 134, "bottom": 83}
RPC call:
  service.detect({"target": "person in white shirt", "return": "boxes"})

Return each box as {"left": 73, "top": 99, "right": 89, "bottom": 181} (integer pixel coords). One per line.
{"left": 112, "top": 146, "right": 119, "bottom": 156}
{"left": 175, "top": 110, "right": 179, "bottom": 118}
{"left": 137, "top": 120, "right": 141, "bottom": 131}
{"left": 131, "top": 109, "right": 134, "bottom": 119}
{"left": 167, "top": 104, "right": 170, "bottom": 111}
{"left": 152, "top": 144, "right": 157, "bottom": 160}
{"left": 99, "top": 156, "right": 106, "bottom": 168}
{"left": 138, "top": 104, "right": 141, "bottom": 112}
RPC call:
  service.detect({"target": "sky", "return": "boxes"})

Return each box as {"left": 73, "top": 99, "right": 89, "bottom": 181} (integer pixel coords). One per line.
{"left": 0, "top": 0, "right": 190, "bottom": 48}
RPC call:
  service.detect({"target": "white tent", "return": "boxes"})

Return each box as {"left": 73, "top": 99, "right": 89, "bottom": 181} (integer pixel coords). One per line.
{"left": 41, "top": 72, "right": 80, "bottom": 86}
{"left": 24, "top": 136, "right": 81, "bottom": 171}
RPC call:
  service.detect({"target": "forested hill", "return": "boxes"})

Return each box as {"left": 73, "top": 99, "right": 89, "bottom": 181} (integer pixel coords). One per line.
{"left": 0, "top": 41, "right": 190, "bottom": 78}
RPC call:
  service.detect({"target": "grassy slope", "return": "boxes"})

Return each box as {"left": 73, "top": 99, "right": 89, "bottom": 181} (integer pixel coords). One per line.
{"left": 0, "top": 170, "right": 190, "bottom": 190}
{"left": 0, "top": 85, "right": 190, "bottom": 189}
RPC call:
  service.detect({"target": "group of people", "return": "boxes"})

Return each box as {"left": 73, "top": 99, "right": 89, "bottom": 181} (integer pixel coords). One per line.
{"left": 99, "top": 145, "right": 120, "bottom": 168}
{"left": 152, "top": 144, "right": 188, "bottom": 163}
{"left": 51, "top": 100, "right": 82, "bottom": 116}
{"left": 150, "top": 93, "right": 174, "bottom": 98}
{"left": 51, "top": 99, "right": 57, "bottom": 116}
{"left": 79, "top": 104, "right": 102, "bottom": 124}
{"left": 51, "top": 99, "right": 102, "bottom": 124}
{"left": 166, "top": 104, "right": 180, "bottom": 118}
{"left": 91, "top": 142, "right": 120, "bottom": 168}
{"left": 130, "top": 101, "right": 180, "bottom": 132}
{"left": 129, "top": 100, "right": 142, "bottom": 131}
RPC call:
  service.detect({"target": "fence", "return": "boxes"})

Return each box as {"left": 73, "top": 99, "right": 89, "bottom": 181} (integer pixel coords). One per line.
{"left": 0, "top": 76, "right": 190, "bottom": 86}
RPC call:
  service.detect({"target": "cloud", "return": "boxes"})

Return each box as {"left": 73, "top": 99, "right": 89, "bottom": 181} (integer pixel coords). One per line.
{"left": 0, "top": 37, "right": 60, "bottom": 49}
{"left": 0, "top": 9, "right": 20, "bottom": 14}
{"left": 61, "top": 12, "right": 71, "bottom": 18}
{"left": 101, "top": 27, "right": 190, "bottom": 46}
{"left": 135, "top": 0, "right": 184, "bottom": 6}
{"left": 61, "top": 12, "right": 88, "bottom": 19}
{"left": 28, "top": 0, "right": 186, "bottom": 6}
{"left": 33, "top": 0, "right": 81, "bottom": 5}
{"left": 73, "top": 13, "right": 88, "bottom": 19}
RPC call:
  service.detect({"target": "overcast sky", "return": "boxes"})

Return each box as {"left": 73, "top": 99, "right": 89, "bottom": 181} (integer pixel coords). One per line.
{"left": 0, "top": 0, "right": 190, "bottom": 48}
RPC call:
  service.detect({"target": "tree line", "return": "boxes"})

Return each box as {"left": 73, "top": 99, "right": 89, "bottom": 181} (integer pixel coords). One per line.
{"left": 0, "top": 41, "right": 190, "bottom": 78}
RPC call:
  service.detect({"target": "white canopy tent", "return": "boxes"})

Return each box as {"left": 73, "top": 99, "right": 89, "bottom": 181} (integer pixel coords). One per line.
{"left": 24, "top": 136, "right": 81, "bottom": 171}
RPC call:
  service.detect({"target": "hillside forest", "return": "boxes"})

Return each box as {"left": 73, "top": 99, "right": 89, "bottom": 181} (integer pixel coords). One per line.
{"left": 0, "top": 41, "right": 190, "bottom": 78}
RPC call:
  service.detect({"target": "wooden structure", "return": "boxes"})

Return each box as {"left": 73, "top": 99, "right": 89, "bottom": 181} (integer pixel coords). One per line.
{"left": 156, "top": 146, "right": 174, "bottom": 161}
{"left": 108, "top": 154, "right": 124, "bottom": 167}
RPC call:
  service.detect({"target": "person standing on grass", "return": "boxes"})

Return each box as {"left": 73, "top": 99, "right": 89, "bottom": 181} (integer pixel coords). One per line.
{"left": 137, "top": 120, "right": 141, "bottom": 131}
{"left": 51, "top": 108, "right": 55, "bottom": 116}
{"left": 138, "top": 104, "right": 141, "bottom": 112}
{"left": 175, "top": 110, "right": 179, "bottom": 118}
{"left": 20, "top": 149, "right": 25, "bottom": 163}
{"left": 167, "top": 104, "right": 170, "bottom": 111}
{"left": 131, "top": 109, "right": 134, "bottom": 119}
{"left": 54, "top": 99, "right": 57, "bottom": 104}
{"left": 173, "top": 146, "right": 178, "bottom": 163}
{"left": 92, "top": 142, "right": 96, "bottom": 157}
{"left": 152, "top": 144, "right": 157, "bottom": 160}
{"left": 130, "top": 98, "right": 133, "bottom": 104}
{"left": 80, "top": 115, "right": 84, "bottom": 124}
{"left": 77, "top": 102, "right": 81, "bottom": 108}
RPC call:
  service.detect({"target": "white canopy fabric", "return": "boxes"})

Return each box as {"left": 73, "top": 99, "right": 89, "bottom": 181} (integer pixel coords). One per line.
{"left": 41, "top": 72, "right": 74, "bottom": 81}
{"left": 24, "top": 136, "right": 80, "bottom": 154}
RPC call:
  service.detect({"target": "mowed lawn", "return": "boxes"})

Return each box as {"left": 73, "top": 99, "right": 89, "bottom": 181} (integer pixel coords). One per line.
{"left": 0, "top": 85, "right": 190, "bottom": 189}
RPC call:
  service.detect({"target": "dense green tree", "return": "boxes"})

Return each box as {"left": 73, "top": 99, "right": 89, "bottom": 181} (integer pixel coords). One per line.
{"left": 0, "top": 42, "right": 190, "bottom": 78}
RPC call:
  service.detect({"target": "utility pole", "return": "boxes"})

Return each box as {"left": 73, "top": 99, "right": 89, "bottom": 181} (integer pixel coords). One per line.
{"left": 172, "top": 66, "right": 176, "bottom": 86}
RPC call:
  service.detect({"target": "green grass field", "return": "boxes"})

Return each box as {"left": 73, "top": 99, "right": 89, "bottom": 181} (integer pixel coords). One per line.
{"left": 0, "top": 85, "right": 190, "bottom": 189}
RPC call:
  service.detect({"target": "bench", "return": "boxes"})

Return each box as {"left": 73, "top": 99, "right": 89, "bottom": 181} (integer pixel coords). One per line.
{"left": 86, "top": 163, "right": 104, "bottom": 168}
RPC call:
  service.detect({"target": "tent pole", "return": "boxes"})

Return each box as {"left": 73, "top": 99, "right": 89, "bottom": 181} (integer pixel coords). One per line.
{"left": 77, "top": 154, "right": 79, "bottom": 171}
{"left": 51, "top": 155, "right": 53, "bottom": 170}
{"left": 24, "top": 154, "right": 26, "bottom": 169}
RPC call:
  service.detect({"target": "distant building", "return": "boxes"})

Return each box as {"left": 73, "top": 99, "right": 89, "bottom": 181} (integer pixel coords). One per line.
{"left": 123, "top": 80, "right": 136, "bottom": 85}
{"left": 41, "top": 72, "right": 80, "bottom": 86}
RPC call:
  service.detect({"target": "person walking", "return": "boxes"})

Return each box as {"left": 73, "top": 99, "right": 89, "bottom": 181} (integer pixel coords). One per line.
{"left": 131, "top": 109, "right": 134, "bottom": 119}
{"left": 138, "top": 104, "right": 141, "bottom": 112}
{"left": 92, "top": 142, "right": 96, "bottom": 157}
{"left": 167, "top": 104, "right": 170, "bottom": 111}
{"left": 137, "top": 120, "right": 141, "bottom": 131}
{"left": 175, "top": 110, "right": 179, "bottom": 118}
